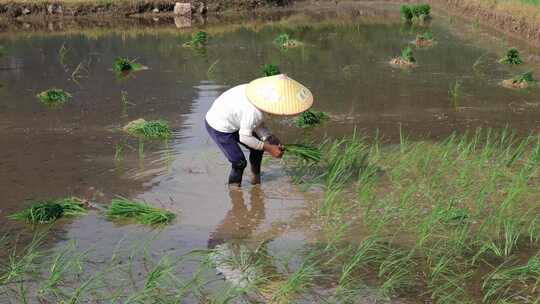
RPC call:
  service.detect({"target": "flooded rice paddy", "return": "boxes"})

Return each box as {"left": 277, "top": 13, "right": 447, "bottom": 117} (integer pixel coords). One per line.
{"left": 1, "top": 2, "right": 540, "bottom": 303}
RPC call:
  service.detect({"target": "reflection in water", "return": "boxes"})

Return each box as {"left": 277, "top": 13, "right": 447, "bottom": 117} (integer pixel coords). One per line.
{"left": 208, "top": 187, "right": 266, "bottom": 249}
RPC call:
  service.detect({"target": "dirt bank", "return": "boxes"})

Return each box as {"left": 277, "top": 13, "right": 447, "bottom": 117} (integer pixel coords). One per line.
{"left": 431, "top": 0, "right": 540, "bottom": 44}
{"left": 0, "top": 0, "right": 291, "bottom": 18}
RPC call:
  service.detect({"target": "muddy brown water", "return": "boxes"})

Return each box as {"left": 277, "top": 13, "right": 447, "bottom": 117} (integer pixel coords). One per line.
{"left": 1, "top": 3, "right": 540, "bottom": 302}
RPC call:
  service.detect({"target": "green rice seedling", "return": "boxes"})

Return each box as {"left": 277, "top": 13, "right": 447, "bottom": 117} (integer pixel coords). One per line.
{"left": 499, "top": 47, "right": 523, "bottom": 65}
{"left": 503, "top": 71, "right": 535, "bottom": 88}
{"left": 295, "top": 109, "right": 329, "bottom": 128}
{"left": 123, "top": 118, "right": 172, "bottom": 140}
{"left": 482, "top": 252, "right": 540, "bottom": 303}
{"left": 513, "top": 71, "right": 535, "bottom": 85}
{"left": 112, "top": 57, "right": 144, "bottom": 76}
{"left": 269, "top": 261, "right": 319, "bottom": 304}
{"left": 283, "top": 144, "right": 322, "bottom": 163}
{"left": 106, "top": 196, "right": 176, "bottom": 225}
{"left": 391, "top": 46, "right": 416, "bottom": 66}
{"left": 378, "top": 247, "right": 418, "bottom": 296}
{"left": 449, "top": 80, "right": 462, "bottom": 108}
{"left": 36, "top": 88, "right": 72, "bottom": 107}
{"left": 206, "top": 59, "right": 220, "bottom": 79}
{"left": 416, "top": 31, "right": 434, "bottom": 47}
{"left": 9, "top": 197, "right": 87, "bottom": 224}
{"left": 0, "top": 231, "right": 47, "bottom": 286}
{"left": 262, "top": 64, "right": 280, "bottom": 77}
{"left": 401, "top": 46, "right": 415, "bottom": 63}
{"left": 400, "top": 4, "right": 431, "bottom": 22}
{"left": 38, "top": 241, "right": 88, "bottom": 300}
{"left": 400, "top": 5, "right": 413, "bottom": 22}
{"left": 274, "top": 33, "right": 300, "bottom": 48}
{"left": 183, "top": 31, "right": 208, "bottom": 48}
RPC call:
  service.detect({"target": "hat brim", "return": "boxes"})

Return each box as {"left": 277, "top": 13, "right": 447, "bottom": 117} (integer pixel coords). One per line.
{"left": 245, "top": 74, "right": 314, "bottom": 116}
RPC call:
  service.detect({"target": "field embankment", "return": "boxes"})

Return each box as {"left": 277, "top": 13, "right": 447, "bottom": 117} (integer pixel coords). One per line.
{"left": 432, "top": 0, "right": 540, "bottom": 43}
{"left": 0, "top": 0, "right": 289, "bottom": 18}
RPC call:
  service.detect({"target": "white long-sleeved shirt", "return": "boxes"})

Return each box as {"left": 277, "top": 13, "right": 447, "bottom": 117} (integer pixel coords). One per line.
{"left": 205, "top": 84, "right": 270, "bottom": 150}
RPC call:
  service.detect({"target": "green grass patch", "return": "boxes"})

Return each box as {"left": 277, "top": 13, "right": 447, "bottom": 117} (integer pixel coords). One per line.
{"left": 9, "top": 197, "right": 87, "bottom": 224}
{"left": 123, "top": 118, "right": 172, "bottom": 139}
{"left": 295, "top": 110, "right": 329, "bottom": 128}
{"left": 36, "top": 88, "right": 72, "bottom": 107}
{"left": 500, "top": 47, "right": 523, "bottom": 65}
{"left": 106, "top": 197, "right": 176, "bottom": 225}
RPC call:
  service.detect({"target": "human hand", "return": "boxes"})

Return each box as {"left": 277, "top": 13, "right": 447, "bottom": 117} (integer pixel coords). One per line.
{"left": 264, "top": 143, "right": 284, "bottom": 158}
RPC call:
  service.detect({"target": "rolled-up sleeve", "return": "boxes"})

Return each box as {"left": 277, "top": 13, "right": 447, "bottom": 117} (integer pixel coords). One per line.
{"left": 239, "top": 107, "right": 265, "bottom": 150}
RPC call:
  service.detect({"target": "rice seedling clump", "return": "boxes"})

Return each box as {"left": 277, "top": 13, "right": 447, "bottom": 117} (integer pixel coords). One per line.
{"left": 499, "top": 47, "right": 523, "bottom": 65}
{"left": 296, "top": 110, "right": 329, "bottom": 128}
{"left": 415, "top": 31, "right": 434, "bottom": 47}
{"left": 123, "top": 118, "right": 172, "bottom": 139}
{"left": 274, "top": 33, "right": 300, "bottom": 48}
{"left": 9, "top": 197, "right": 87, "bottom": 224}
{"left": 390, "top": 46, "right": 416, "bottom": 66}
{"left": 106, "top": 197, "right": 176, "bottom": 225}
{"left": 183, "top": 31, "right": 208, "bottom": 48}
{"left": 502, "top": 71, "right": 535, "bottom": 89}
{"left": 262, "top": 64, "right": 281, "bottom": 76}
{"left": 283, "top": 144, "right": 322, "bottom": 163}
{"left": 36, "top": 88, "right": 72, "bottom": 107}
{"left": 400, "top": 4, "right": 431, "bottom": 22}
{"left": 112, "top": 57, "right": 144, "bottom": 74}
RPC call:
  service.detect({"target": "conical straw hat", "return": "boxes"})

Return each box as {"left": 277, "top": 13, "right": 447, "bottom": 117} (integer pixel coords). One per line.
{"left": 245, "top": 74, "right": 313, "bottom": 115}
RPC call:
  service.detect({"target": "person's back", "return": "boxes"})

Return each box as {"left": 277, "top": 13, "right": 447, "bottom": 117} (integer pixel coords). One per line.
{"left": 205, "top": 84, "right": 263, "bottom": 134}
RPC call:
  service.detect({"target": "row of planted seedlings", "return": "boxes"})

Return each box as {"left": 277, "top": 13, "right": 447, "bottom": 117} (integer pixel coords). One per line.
{"left": 278, "top": 127, "right": 540, "bottom": 303}
{"left": 4, "top": 128, "right": 539, "bottom": 303}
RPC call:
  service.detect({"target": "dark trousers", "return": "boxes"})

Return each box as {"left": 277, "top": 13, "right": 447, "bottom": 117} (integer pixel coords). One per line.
{"left": 205, "top": 120, "right": 264, "bottom": 184}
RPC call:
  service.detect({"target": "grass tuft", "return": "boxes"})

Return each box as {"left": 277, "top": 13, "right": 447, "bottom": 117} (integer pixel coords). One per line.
{"left": 9, "top": 197, "right": 87, "bottom": 224}
{"left": 106, "top": 196, "right": 176, "bottom": 225}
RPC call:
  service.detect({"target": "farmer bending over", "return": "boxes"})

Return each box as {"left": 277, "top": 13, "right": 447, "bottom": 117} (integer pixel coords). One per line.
{"left": 205, "top": 74, "right": 313, "bottom": 187}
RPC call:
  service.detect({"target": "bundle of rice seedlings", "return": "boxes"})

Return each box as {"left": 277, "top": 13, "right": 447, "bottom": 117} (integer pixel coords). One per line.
{"left": 390, "top": 46, "right": 416, "bottom": 66}
{"left": 283, "top": 144, "right": 322, "bottom": 163}
{"left": 295, "top": 110, "right": 329, "bottom": 128}
{"left": 183, "top": 31, "right": 208, "bottom": 48}
{"left": 400, "top": 4, "right": 431, "bottom": 22}
{"left": 106, "top": 197, "right": 176, "bottom": 225}
{"left": 112, "top": 57, "right": 144, "bottom": 74}
{"left": 123, "top": 118, "right": 172, "bottom": 139}
{"left": 36, "top": 88, "right": 72, "bottom": 107}
{"left": 499, "top": 47, "right": 523, "bottom": 65}
{"left": 262, "top": 64, "right": 280, "bottom": 77}
{"left": 502, "top": 71, "right": 535, "bottom": 89}
{"left": 274, "top": 33, "right": 300, "bottom": 48}
{"left": 415, "top": 31, "right": 434, "bottom": 47}
{"left": 9, "top": 197, "right": 87, "bottom": 224}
